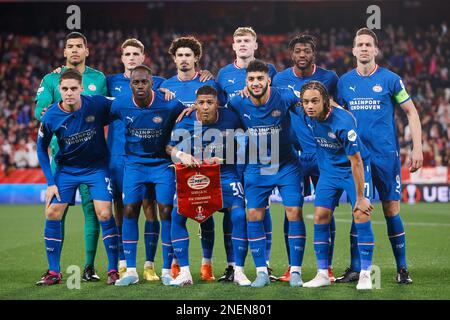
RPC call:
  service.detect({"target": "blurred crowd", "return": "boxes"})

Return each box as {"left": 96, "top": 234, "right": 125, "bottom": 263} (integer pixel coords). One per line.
{"left": 0, "top": 24, "right": 449, "bottom": 173}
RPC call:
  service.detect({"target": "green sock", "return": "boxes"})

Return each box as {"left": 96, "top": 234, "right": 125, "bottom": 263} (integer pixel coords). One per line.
{"left": 79, "top": 184, "right": 99, "bottom": 267}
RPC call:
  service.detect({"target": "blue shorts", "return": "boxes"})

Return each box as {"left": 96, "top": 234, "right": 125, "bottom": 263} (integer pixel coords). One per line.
{"left": 371, "top": 154, "right": 402, "bottom": 201}
{"left": 315, "top": 162, "right": 373, "bottom": 210}
{"left": 109, "top": 155, "right": 155, "bottom": 201}
{"left": 299, "top": 152, "right": 320, "bottom": 197}
{"left": 221, "top": 175, "right": 245, "bottom": 209}
{"left": 52, "top": 167, "right": 112, "bottom": 205}
{"left": 244, "top": 161, "right": 304, "bottom": 209}
{"left": 123, "top": 162, "right": 175, "bottom": 205}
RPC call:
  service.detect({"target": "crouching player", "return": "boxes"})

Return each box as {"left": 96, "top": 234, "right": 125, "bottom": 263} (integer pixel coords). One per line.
{"left": 36, "top": 69, "right": 119, "bottom": 285}
{"left": 299, "top": 81, "right": 375, "bottom": 290}
{"left": 166, "top": 85, "right": 251, "bottom": 286}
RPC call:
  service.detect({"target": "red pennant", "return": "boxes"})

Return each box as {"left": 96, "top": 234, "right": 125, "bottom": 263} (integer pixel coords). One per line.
{"left": 175, "top": 163, "right": 223, "bottom": 223}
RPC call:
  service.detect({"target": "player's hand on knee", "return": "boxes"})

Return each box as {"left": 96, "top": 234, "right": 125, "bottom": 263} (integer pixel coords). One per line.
{"left": 354, "top": 197, "right": 373, "bottom": 216}
{"left": 176, "top": 106, "right": 195, "bottom": 123}
{"left": 45, "top": 185, "right": 61, "bottom": 208}
{"left": 199, "top": 69, "right": 213, "bottom": 82}
{"left": 178, "top": 152, "right": 200, "bottom": 168}
{"left": 409, "top": 149, "right": 423, "bottom": 173}
{"left": 158, "top": 88, "right": 175, "bottom": 101}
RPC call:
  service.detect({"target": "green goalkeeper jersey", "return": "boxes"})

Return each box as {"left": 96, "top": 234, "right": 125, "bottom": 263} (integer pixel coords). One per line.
{"left": 35, "top": 65, "right": 107, "bottom": 120}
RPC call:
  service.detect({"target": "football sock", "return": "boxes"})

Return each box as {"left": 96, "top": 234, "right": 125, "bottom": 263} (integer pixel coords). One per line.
{"left": 80, "top": 185, "right": 99, "bottom": 267}
{"left": 385, "top": 214, "right": 407, "bottom": 271}
{"left": 263, "top": 207, "right": 272, "bottom": 263}
{"left": 117, "top": 224, "right": 125, "bottom": 261}
{"left": 355, "top": 221, "right": 375, "bottom": 271}
{"left": 122, "top": 217, "right": 138, "bottom": 268}
{"left": 161, "top": 218, "right": 174, "bottom": 270}
{"left": 247, "top": 220, "right": 266, "bottom": 268}
{"left": 99, "top": 216, "right": 119, "bottom": 272}
{"left": 314, "top": 223, "right": 330, "bottom": 270}
{"left": 222, "top": 210, "right": 234, "bottom": 264}
{"left": 288, "top": 220, "right": 306, "bottom": 268}
{"left": 144, "top": 220, "right": 160, "bottom": 263}
{"left": 44, "top": 219, "right": 62, "bottom": 273}
{"left": 230, "top": 206, "right": 248, "bottom": 268}
{"left": 200, "top": 216, "right": 214, "bottom": 260}
{"left": 170, "top": 208, "right": 190, "bottom": 267}
{"left": 328, "top": 215, "right": 336, "bottom": 267}
{"left": 350, "top": 219, "right": 361, "bottom": 272}
{"left": 283, "top": 213, "right": 290, "bottom": 265}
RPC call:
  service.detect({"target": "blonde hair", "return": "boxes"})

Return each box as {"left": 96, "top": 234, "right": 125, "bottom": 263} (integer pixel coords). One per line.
{"left": 121, "top": 38, "right": 145, "bottom": 54}
{"left": 233, "top": 27, "right": 257, "bottom": 40}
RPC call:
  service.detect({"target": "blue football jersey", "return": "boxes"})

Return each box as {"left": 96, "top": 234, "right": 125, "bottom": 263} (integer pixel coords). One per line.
{"left": 169, "top": 107, "right": 242, "bottom": 177}
{"left": 300, "top": 106, "right": 370, "bottom": 176}
{"left": 110, "top": 90, "right": 185, "bottom": 165}
{"left": 106, "top": 73, "right": 166, "bottom": 156}
{"left": 336, "top": 65, "right": 411, "bottom": 157}
{"left": 160, "top": 73, "right": 225, "bottom": 107}
{"left": 37, "top": 95, "right": 113, "bottom": 185}
{"left": 273, "top": 65, "right": 339, "bottom": 154}
{"left": 217, "top": 61, "right": 278, "bottom": 102}
{"left": 227, "top": 87, "right": 299, "bottom": 173}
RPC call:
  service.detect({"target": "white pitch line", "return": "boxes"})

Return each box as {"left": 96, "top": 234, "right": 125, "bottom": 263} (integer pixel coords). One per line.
{"left": 305, "top": 214, "right": 450, "bottom": 228}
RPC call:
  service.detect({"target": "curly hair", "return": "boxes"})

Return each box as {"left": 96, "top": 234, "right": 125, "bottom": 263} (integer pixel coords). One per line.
{"left": 168, "top": 36, "right": 202, "bottom": 59}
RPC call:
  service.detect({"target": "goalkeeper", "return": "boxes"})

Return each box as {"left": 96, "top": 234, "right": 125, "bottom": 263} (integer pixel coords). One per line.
{"left": 34, "top": 32, "right": 107, "bottom": 282}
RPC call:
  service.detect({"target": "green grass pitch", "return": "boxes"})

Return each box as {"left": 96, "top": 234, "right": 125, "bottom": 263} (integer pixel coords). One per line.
{"left": 1, "top": 202, "right": 449, "bottom": 300}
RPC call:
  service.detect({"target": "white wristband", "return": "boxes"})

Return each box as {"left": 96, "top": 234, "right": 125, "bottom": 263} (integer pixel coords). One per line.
{"left": 175, "top": 150, "right": 183, "bottom": 159}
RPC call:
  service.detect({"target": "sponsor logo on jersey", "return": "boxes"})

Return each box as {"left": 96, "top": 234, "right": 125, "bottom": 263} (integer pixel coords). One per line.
{"left": 152, "top": 116, "right": 163, "bottom": 124}
{"left": 328, "top": 132, "right": 336, "bottom": 139}
{"left": 349, "top": 86, "right": 356, "bottom": 92}
{"left": 372, "top": 84, "right": 383, "bottom": 93}
{"left": 187, "top": 174, "right": 211, "bottom": 190}
{"left": 244, "top": 113, "right": 251, "bottom": 120}
{"left": 85, "top": 115, "right": 95, "bottom": 123}
{"left": 114, "top": 86, "right": 122, "bottom": 92}
{"left": 88, "top": 84, "right": 97, "bottom": 91}
{"left": 228, "top": 79, "right": 235, "bottom": 84}
{"left": 271, "top": 109, "right": 281, "bottom": 117}
{"left": 37, "top": 87, "right": 44, "bottom": 94}
{"left": 347, "top": 129, "right": 357, "bottom": 142}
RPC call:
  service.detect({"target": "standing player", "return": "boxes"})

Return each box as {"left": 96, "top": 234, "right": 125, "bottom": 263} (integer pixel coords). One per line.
{"left": 336, "top": 28, "right": 423, "bottom": 283}
{"left": 228, "top": 60, "right": 305, "bottom": 288}
{"left": 272, "top": 34, "right": 339, "bottom": 282}
{"left": 112, "top": 65, "right": 185, "bottom": 286}
{"left": 298, "top": 81, "right": 375, "bottom": 290}
{"left": 217, "top": 27, "right": 277, "bottom": 281}
{"left": 160, "top": 36, "right": 225, "bottom": 282}
{"left": 34, "top": 32, "right": 107, "bottom": 282}
{"left": 107, "top": 38, "right": 169, "bottom": 281}
{"left": 166, "top": 85, "right": 251, "bottom": 286}
{"left": 36, "top": 69, "right": 119, "bottom": 285}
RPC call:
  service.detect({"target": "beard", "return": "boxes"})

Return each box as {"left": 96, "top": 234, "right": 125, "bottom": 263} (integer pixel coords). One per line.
{"left": 249, "top": 83, "right": 269, "bottom": 99}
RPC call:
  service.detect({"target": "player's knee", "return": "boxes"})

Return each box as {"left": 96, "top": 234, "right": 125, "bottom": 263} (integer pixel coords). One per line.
{"left": 96, "top": 208, "right": 112, "bottom": 221}
{"left": 158, "top": 204, "right": 173, "bottom": 220}
{"left": 382, "top": 201, "right": 400, "bottom": 217}
{"left": 230, "top": 206, "right": 246, "bottom": 224}
{"left": 353, "top": 210, "right": 371, "bottom": 223}
{"left": 45, "top": 206, "right": 64, "bottom": 220}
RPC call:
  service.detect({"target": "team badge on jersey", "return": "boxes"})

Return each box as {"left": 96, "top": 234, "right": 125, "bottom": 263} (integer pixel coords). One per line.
{"left": 85, "top": 115, "right": 95, "bottom": 123}
{"left": 328, "top": 132, "right": 336, "bottom": 139}
{"left": 88, "top": 84, "right": 97, "bottom": 91}
{"left": 152, "top": 116, "right": 163, "bottom": 123}
{"left": 271, "top": 109, "right": 282, "bottom": 117}
{"left": 347, "top": 129, "right": 357, "bottom": 142}
{"left": 372, "top": 84, "right": 383, "bottom": 93}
